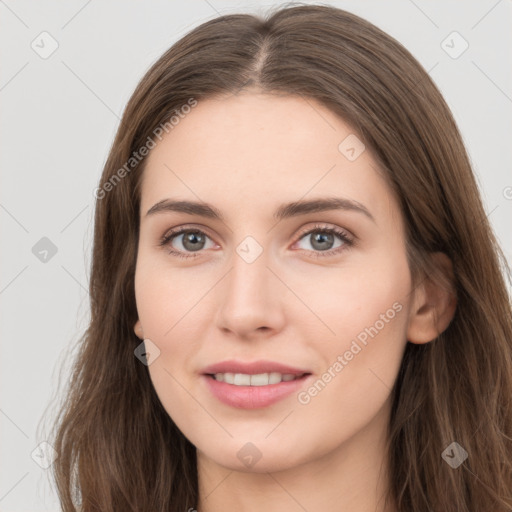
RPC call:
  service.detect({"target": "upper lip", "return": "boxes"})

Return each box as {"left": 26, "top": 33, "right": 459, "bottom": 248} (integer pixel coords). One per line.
{"left": 201, "top": 359, "right": 311, "bottom": 376}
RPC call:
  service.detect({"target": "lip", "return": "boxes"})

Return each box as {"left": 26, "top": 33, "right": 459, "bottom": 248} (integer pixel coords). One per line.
{"left": 200, "top": 359, "right": 313, "bottom": 409}
{"left": 201, "top": 359, "right": 310, "bottom": 376}
{"left": 202, "top": 374, "right": 312, "bottom": 409}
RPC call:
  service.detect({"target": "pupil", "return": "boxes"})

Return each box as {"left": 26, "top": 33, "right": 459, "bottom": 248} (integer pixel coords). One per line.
{"left": 184, "top": 232, "right": 204, "bottom": 251}
{"left": 312, "top": 232, "right": 333, "bottom": 250}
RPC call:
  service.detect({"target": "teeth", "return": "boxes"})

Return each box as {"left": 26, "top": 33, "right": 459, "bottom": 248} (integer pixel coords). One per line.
{"left": 213, "top": 372, "right": 302, "bottom": 386}
{"left": 234, "top": 373, "right": 251, "bottom": 386}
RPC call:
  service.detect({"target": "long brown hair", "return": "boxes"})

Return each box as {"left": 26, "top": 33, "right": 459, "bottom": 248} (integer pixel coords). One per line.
{"left": 46, "top": 3, "right": 512, "bottom": 511}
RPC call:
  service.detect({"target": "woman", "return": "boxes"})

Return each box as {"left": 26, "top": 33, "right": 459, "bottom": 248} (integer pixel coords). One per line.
{"left": 49, "top": 4, "right": 512, "bottom": 511}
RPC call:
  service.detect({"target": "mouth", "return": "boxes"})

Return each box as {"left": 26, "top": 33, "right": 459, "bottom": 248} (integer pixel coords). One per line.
{"left": 201, "top": 372, "right": 313, "bottom": 409}
{"left": 200, "top": 362, "right": 313, "bottom": 409}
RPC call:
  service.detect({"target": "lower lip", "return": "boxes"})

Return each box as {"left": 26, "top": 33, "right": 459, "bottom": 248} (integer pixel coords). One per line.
{"left": 202, "top": 374, "right": 311, "bottom": 409}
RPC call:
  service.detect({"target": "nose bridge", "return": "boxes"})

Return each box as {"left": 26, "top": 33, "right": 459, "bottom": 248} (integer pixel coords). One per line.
{"left": 233, "top": 244, "right": 268, "bottom": 291}
{"left": 215, "top": 239, "right": 284, "bottom": 336}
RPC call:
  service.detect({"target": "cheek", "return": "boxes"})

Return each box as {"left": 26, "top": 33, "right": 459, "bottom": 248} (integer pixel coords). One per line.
{"left": 134, "top": 253, "right": 213, "bottom": 407}
{"left": 302, "top": 257, "right": 410, "bottom": 410}
{"left": 135, "top": 271, "right": 202, "bottom": 429}
{"left": 299, "top": 250, "right": 410, "bottom": 340}
{"left": 134, "top": 249, "right": 212, "bottom": 340}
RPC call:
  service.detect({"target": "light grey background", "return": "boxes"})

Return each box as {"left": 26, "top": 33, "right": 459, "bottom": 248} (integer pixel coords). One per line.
{"left": 1, "top": 1, "right": 511, "bottom": 510}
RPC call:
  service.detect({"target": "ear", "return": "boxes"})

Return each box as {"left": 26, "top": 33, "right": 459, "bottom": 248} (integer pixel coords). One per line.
{"left": 134, "top": 319, "right": 144, "bottom": 339}
{"left": 407, "top": 252, "right": 457, "bottom": 344}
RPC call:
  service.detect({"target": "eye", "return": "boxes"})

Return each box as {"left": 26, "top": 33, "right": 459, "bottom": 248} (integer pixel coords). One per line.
{"left": 158, "top": 227, "right": 217, "bottom": 259}
{"left": 292, "top": 224, "right": 353, "bottom": 258}
{"left": 159, "top": 223, "right": 354, "bottom": 259}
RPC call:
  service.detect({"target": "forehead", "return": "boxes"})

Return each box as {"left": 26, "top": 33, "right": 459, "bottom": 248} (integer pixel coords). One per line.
{"left": 145, "top": 92, "right": 354, "bottom": 170}
{"left": 139, "top": 93, "right": 398, "bottom": 224}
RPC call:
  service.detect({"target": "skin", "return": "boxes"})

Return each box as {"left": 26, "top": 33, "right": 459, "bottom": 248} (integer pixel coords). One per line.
{"left": 133, "top": 91, "right": 456, "bottom": 512}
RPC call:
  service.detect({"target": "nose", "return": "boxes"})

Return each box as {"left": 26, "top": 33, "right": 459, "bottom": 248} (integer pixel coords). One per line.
{"left": 214, "top": 246, "right": 286, "bottom": 339}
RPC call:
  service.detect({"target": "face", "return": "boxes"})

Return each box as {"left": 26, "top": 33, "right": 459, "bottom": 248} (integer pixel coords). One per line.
{"left": 133, "top": 91, "right": 414, "bottom": 473}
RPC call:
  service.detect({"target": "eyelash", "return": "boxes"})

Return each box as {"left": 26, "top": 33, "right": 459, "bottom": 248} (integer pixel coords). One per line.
{"left": 158, "top": 224, "right": 354, "bottom": 260}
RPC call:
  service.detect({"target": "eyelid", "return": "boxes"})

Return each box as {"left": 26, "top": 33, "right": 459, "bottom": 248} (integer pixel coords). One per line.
{"left": 295, "top": 222, "right": 355, "bottom": 242}
{"left": 160, "top": 223, "right": 217, "bottom": 242}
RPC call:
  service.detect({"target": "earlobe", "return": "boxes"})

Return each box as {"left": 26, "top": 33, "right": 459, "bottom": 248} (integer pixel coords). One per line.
{"left": 134, "top": 319, "right": 144, "bottom": 339}
{"left": 407, "top": 252, "right": 457, "bottom": 344}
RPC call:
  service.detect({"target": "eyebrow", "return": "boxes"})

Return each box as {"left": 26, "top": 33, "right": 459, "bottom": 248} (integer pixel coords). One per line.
{"left": 145, "top": 197, "right": 375, "bottom": 223}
